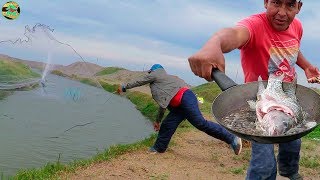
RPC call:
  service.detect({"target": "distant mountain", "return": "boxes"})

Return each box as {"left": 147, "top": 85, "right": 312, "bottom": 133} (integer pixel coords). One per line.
{"left": 55, "top": 61, "right": 104, "bottom": 77}
{"left": 97, "top": 68, "right": 146, "bottom": 83}
{"left": 0, "top": 54, "right": 105, "bottom": 78}
{"left": 0, "top": 54, "right": 63, "bottom": 70}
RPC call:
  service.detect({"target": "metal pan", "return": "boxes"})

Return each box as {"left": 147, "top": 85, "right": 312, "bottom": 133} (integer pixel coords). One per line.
{"left": 211, "top": 69, "right": 320, "bottom": 144}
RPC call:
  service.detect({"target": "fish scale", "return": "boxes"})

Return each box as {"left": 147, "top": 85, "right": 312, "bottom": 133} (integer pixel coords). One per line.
{"left": 255, "top": 73, "right": 303, "bottom": 135}
{"left": 264, "top": 74, "right": 303, "bottom": 123}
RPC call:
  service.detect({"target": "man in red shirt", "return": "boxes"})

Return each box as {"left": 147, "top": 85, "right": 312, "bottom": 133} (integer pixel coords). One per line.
{"left": 188, "top": 0, "right": 320, "bottom": 179}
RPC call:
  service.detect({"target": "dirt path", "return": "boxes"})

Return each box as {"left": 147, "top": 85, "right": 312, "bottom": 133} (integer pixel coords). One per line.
{"left": 60, "top": 128, "right": 320, "bottom": 180}
{"left": 61, "top": 130, "right": 246, "bottom": 180}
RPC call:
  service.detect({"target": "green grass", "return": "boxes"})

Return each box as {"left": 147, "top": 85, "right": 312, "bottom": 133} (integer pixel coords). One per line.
{"left": 191, "top": 82, "right": 222, "bottom": 103}
{"left": 301, "top": 140, "right": 317, "bottom": 151}
{"left": 126, "top": 91, "right": 162, "bottom": 122}
{"left": 79, "top": 78, "right": 99, "bottom": 87}
{"left": 191, "top": 82, "right": 222, "bottom": 118}
{"left": 305, "top": 126, "right": 320, "bottom": 139}
{"left": 99, "top": 81, "right": 118, "bottom": 93}
{"left": 233, "top": 149, "right": 251, "bottom": 162}
{"left": 300, "top": 140, "right": 320, "bottom": 170}
{"left": 300, "top": 155, "right": 320, "bottom": 168}
{"left": 51, "top": 70, "right": 68, "bottom": 77}
{"left": 95, "top": 67, "right": 124, "bottom": 76}
{"left": 229, "top": 165, "right": 247, "bottom": 175}
{"left": 0, "top": 59, "right": 40, "bottom": 82}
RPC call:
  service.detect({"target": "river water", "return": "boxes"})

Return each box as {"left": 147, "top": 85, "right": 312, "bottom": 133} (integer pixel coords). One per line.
{"left": 0, "top": 74, "right": 153, "bottom": 176}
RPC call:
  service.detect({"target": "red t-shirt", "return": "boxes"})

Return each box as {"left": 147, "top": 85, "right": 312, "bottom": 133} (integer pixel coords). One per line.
{"left": 237, "top": 13, "right": 303, "bottom": 83}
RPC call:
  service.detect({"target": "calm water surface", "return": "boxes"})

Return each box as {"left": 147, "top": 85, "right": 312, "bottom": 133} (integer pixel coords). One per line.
{"left": 0, "top": 74, "right": 153, "bottom": 176}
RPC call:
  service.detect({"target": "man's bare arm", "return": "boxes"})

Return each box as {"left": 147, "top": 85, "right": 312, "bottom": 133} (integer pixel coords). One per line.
{"left": 297, "top": 51, "right": 320, "bottom": 83}
{"left": 203, "top": 27, "right": 250, "bottom": 53}
{"left": 188, "top": 26, "right": 249, "bottom": 81}
{"left": 296, "top": 51, "right": 312, "bottom": 70}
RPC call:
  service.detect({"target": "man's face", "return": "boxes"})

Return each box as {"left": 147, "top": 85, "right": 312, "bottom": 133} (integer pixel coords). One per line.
{"left": 264, "top": 0, "right": 302, "bottom": 31}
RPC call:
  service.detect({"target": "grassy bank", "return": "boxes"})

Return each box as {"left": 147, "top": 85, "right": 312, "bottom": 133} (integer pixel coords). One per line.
{"left": 95, "top": 67, "right": 124, "bottom": 76}
{"left": 0, "top": 59, "right": 40, "bottom": 83}
{"left": 191, "top": 82, "right": 222, "bottom": 117}
{"left": 0, "top": 59, "right": 41, "bottom": 100}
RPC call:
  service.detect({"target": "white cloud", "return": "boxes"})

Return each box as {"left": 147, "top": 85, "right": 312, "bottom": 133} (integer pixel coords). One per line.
{"left": 54, "top": 31, "right": 190, "bottom": 68}
{"left": 54, "top": 16, "right": 106, "bottom": 27}
{"left": 1, "top": 0, "right": 319, "bottom": 87}
{"left": 0, "top": 24, "right": 27, "bottom": 41}
{"left": 0, "top": 23, "right": 191, "bottom": 70}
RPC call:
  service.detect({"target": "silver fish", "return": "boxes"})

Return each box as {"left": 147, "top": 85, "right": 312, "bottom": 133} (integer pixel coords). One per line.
{"left": 254, "top": 74, "right": 303, "bottom": 136}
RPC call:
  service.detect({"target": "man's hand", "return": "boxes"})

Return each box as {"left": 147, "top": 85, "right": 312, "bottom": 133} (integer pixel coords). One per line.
{"left": 188, "top": 47, "right": 225, "bottom": 82}
{"left": 153, "top": 122, "right": 160, "bottom": 131}
{"left": 116, "top": 85, "right": 123, "bottom": 94}
{"left": 305, "top": 66, "right": 320, "bottom": 83}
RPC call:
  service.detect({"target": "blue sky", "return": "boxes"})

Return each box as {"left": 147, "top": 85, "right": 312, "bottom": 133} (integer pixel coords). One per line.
{"left": 0, "top": 0, "right": 319, "bottom": 88}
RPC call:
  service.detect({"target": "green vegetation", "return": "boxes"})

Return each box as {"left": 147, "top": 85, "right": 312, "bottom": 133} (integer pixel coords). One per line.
{"left": 51, "top": 70, "right": 68, "bottom": 77}
{"left": 99, "top": 81, "right": 118, "bottom": 93}
{"left": 305, "top": 126, "right": 320, "bottom": 139}
{"left": 191, "top": 82, "right": 222, "bottom": 102}
{"left": 301, "top": 141, "right": 317, "bottom": 151}
{"left": 229, "top": 165, "right": 247, "bottom": 175}
{"left": 79, "top": 78, "right": 99, "bottom": 87}
{"left": 300, "top": 155, "right": 320, "bottom": 168}
{"left": 126, "top": 91, "right": 160, "bottom": 122}
{"left": 191, "top": 82, "right": 222, "bottom": 117}
{"left": 0, "top": 59, "right": 40, "bottom": 83}
{"left": 95, "top": 67, "right": 124, "bottom": 76}
{"left": 0, "top": 91, "right": 12, "bottom": 100}
{"left": 78, "top": 78, "right": 119, "bottom": 92}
